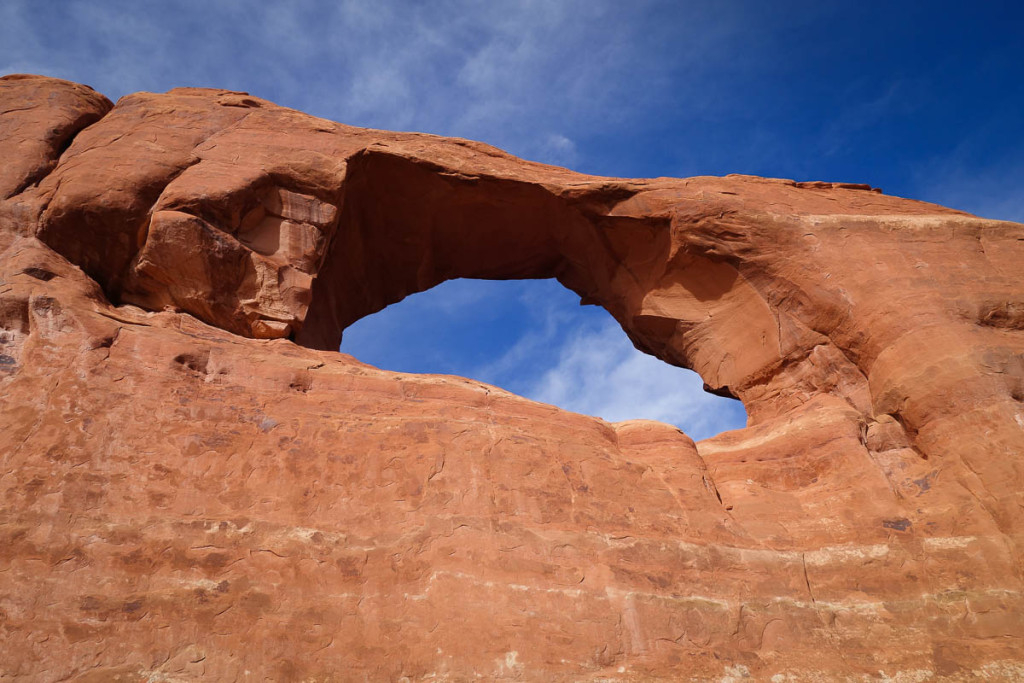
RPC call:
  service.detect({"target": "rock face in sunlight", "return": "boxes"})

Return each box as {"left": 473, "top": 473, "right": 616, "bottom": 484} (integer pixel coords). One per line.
{"left": 2, "top": 74, "right": 1023, "bottom": 681}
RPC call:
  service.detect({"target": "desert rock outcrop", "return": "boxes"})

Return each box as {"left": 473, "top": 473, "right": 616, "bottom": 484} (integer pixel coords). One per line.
{"left": 1, "top": 74, "right": 1023, "bottom": 681}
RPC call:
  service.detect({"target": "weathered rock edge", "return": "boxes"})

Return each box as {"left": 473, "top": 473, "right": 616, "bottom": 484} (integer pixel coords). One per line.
{"left": 1, "top": 74, "right": 1023, "bottom": 681}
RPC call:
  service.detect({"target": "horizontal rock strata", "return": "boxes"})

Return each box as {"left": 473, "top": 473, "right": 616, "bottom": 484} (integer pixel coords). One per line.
{"left": 1, "top": 74, "right": 1023, "bottom": 681}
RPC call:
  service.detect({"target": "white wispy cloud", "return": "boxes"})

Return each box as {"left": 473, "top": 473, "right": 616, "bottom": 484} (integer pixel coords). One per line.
{"left": 0, "top": 1, "right": 733, "bottom": 169}
{"left": 517, "top": 317, "right": 746, "bottom": 441}
{"left": 538, "top": 134, "right": 578, "bottom": 168}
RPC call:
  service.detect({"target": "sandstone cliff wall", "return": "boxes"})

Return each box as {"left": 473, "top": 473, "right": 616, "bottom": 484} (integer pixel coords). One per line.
{"left": 1, "top": 74, "right": 1023, "bottom": 681}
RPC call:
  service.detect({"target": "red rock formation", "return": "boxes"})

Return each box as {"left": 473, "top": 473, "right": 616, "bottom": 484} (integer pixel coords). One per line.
{"left": 1, "top": 74, "right": 1023, "bottom": 681}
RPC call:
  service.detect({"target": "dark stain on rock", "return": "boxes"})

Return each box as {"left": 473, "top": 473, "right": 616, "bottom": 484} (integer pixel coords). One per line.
{"left": 21, "top": 266, "right": 57, "bottom": 281}
{"left": 883, "top": 518, "right": 912, "bottom": 532}
{"left": 79, "top": 596, "right": 101, "bottom": 612}
{"left": 912, "top": 472, "right": 935, "bottom": 494}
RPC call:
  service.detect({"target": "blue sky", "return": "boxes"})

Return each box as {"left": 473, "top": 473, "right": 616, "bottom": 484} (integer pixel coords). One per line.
{"left": 3, "top": 1, "right": 1022, "bottom": 439}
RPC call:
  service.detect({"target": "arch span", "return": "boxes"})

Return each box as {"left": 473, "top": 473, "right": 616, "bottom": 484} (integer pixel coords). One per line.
{"left": 292, "top": 146, "right": 778, "bottom": 416}
{"left": 27, "top": 89, "right": 794, "bottom": 421}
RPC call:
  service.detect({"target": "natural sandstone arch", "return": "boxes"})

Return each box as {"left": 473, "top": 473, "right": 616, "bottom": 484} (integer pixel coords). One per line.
{"left": 11, "top": 77, "right": 1024, "bottom": 524}
{"left": 23, "top": 99, "right": 817, "bottom": 424}
{"left": 11, "top": 82, "right": 779, "bottom": 415}
{"left": 3, "top": 75, "right": 1024, "bottom": 680}
{"left": 10, "top": 76, "right": 1022, "bottom": 537}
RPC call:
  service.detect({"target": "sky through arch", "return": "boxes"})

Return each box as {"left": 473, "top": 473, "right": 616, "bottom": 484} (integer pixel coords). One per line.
{"left": 340, "top": 278, "right": 748, "bottom": 441}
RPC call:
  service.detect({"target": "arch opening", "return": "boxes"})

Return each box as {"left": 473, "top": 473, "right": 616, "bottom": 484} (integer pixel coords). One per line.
{"left": 340, "top": 277, "right": 747, "bottom": 442}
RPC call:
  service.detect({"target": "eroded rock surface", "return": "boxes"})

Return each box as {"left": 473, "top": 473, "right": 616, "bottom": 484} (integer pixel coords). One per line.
{"left": 1, "top": 74, "right": 1023, "bottom": 681}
